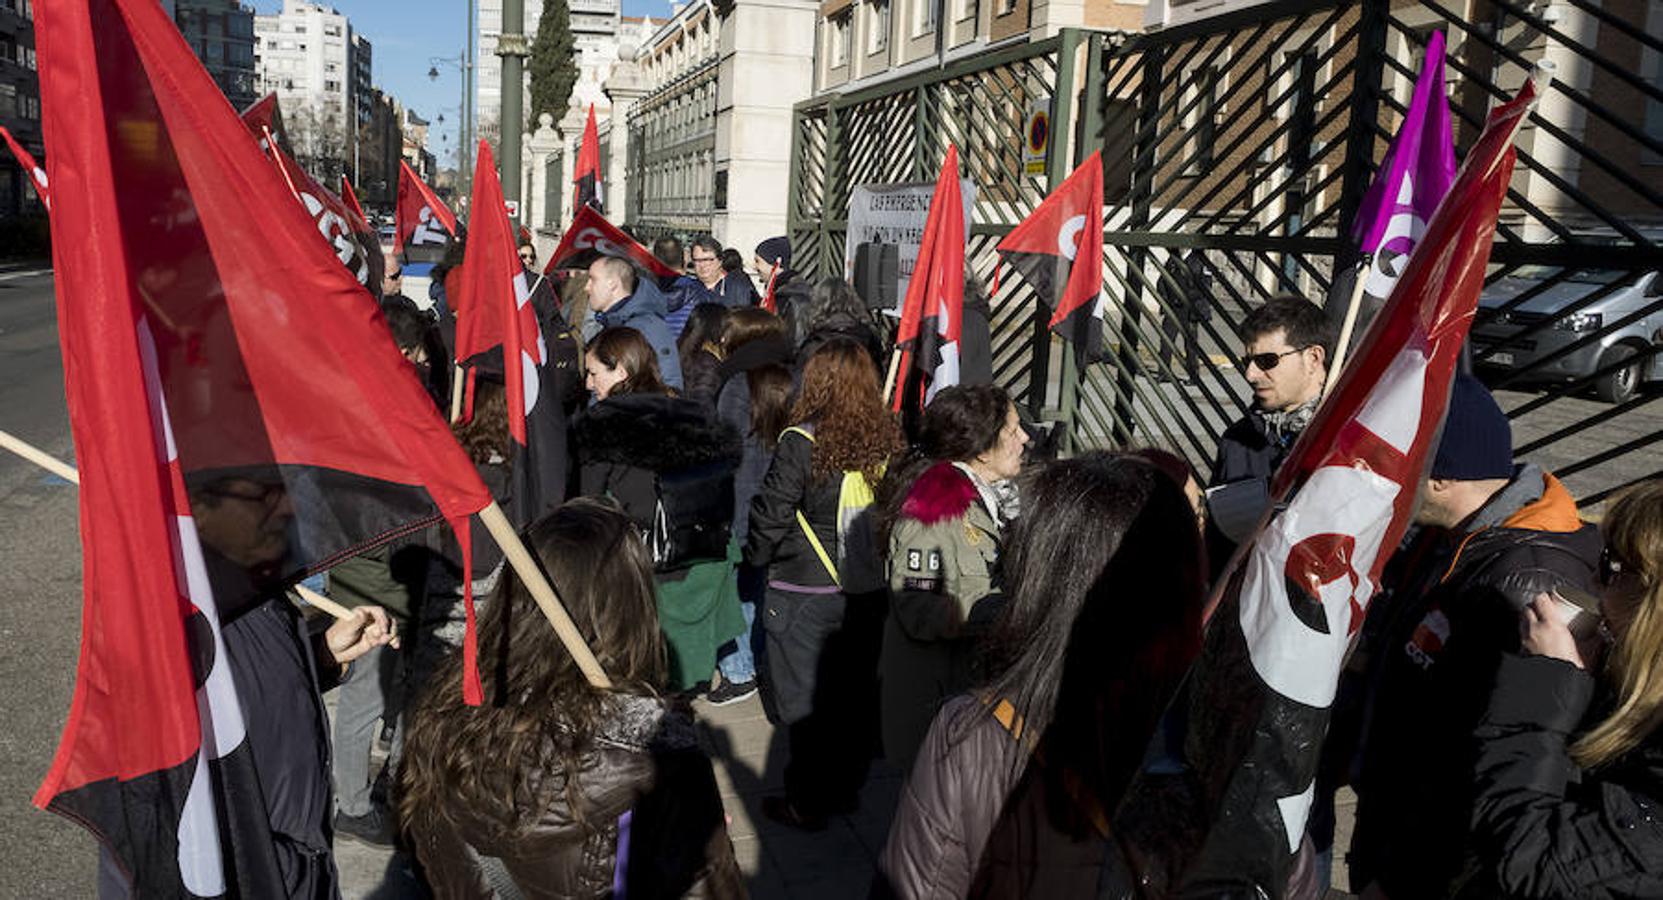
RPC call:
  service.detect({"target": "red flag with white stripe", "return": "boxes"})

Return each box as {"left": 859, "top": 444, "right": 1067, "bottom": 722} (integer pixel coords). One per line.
{"left": 892, "top": 145, "right": 965, "bottom": 411}
{"left": 1109, "top": 80, "right": 1537, "bottom": 893}
{"left": 397, "top": 158, "right": 458, "bottom": 254}
{"left": 1, "top": 125, "right": 49, "bottom": 212}
{"left": 32, "top": 1, "right": 493, "bottom": 893}
{"left": 572, "top": 103, "right": 603, "bottom": 216}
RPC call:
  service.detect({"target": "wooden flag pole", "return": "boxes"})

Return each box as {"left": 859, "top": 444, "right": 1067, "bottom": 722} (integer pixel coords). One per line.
{"left": 881, "top": 348, "right": 903, "bottom": 406}
{"left": 0, "top": 429, "right": 79, "bottom": 484}
{"left": 449, "top": 366, "right": 465, "bottom": 423}
{"left": 0, "top": 429, "right": 359, "bottom": 621}
{"left": 476, "top": 500, "right": 613, "bottom": 689}
{"left": 293, "top": 583, "right": 355, "bottom": 621}
{"left": 1323, "top": 262, "right": 1370, "bottom": 400}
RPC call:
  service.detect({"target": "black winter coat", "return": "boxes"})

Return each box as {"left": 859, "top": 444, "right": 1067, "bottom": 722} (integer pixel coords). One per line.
{"left": 1470, "top": 653, "right": 1663, "bottom": 898}
{"left": 1209, "top": 409, "right": 1297, "bottom": 489}
{"left": 798, "top": 319, "right": 885, "bottom": 374}
{"left": 571, "top": 393, "right": 742, "bottom": 534}
{"left": 744, "top": 427, "right": 840, "bottom": 589}
{"left": 1342, "top": 467, "right": 1602, "bottom": 897}
{"left": 714, "top": 336, "right": 796, "bottom": 539}
{"left": 680, "top": 347, "right": 723, "bottom": 408}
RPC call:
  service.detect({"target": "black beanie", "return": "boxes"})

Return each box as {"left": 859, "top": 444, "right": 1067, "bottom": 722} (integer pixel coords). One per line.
{"left": 755, "top": 236, "right": 791, "bottom": 270}
{"left": 1431, "top": 373, "right": 1513, "bottom": 480}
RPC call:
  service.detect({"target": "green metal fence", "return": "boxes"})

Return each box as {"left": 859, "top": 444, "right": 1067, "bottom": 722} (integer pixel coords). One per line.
{"left": 788, "top": 0, "right": 1663, "bottom": 509}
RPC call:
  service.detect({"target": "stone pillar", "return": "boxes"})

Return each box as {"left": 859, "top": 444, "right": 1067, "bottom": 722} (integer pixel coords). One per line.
{"left": 714, "top": 0, "right": 819, "bottom": 266}
{"left": 557, "top": 106, "right": 588, "bottom": 233}
{"left": 604, "top": 47, "right": 651, "bottom": 231}
{"left": 527, "top": 112, "right": 563, "bottom": 252}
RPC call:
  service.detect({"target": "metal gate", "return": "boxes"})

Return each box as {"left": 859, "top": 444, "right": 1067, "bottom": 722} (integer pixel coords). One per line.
{"left": 788, "top": 0, "right": 1663, "bottom": 511}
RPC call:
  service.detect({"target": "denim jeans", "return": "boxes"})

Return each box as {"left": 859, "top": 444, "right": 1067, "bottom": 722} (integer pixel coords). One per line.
{"left": 716, "top": 564, "right": 765, "bottom": 685}
{"left": 331, "top": 642, "right": 398, "bottom": 816}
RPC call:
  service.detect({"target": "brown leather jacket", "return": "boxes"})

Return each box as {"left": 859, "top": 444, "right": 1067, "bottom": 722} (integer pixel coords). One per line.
{"left": 412, "top": 696, "right": 745, "bottom": 899}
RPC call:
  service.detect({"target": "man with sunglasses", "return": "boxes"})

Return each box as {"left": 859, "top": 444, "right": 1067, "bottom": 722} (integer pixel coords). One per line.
{"left": 1204, "top": 295, "right": 1335, "bottom": 576}
{"left": 1322, "top": 374, "right": 1602, "bottom": 899}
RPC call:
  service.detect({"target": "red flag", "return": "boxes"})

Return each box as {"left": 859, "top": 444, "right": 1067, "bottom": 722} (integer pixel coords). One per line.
{"left": 572, "top": 103, "right": 603, "bottom": 216}
{"left": 339, "top": 172, "right": 368, "bottom": 229}
{"left": 33, "top": 0, "right": 494, "bottom": 892}
{"left": 454, "top": 140, "right": 545, "bottom": 445}
{"left": 996, "top": 151, "right": 1105, "bottom": 364}
{"left": 546, "top": 204, "right": 679, "bottom": 283}
{"left": 397, "top": 158, "right": 458, "bottom": 253}
{"left": 238, "top": 98, "right": 382, "bottom": 290}
{"left": 239, "top": 92, "right": 286, "bottom": 153}
{"left": 1, "top": 125, "right": 49, "bottom": 212}
{"left": 892, "top": 145, "right": 965, "bottom": 411}
{"left": 1109, "top": 81, "right": 1536, "bottom": 893}
{"left": 760, "top": 260, "right": 782, "bottom": 313}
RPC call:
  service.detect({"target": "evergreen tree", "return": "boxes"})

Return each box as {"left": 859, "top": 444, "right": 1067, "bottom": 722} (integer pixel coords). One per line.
{"left": 529, "top": 0, "right": 579, "bottom": 128}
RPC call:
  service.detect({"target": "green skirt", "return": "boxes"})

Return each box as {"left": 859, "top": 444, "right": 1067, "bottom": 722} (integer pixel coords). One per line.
{"left": 654, "top": 540, "right": 745, "bottom": 690}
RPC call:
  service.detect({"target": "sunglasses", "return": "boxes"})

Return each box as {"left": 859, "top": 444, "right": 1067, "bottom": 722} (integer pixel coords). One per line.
{"left": 691, "top": 255, "right": 719, "bottom": 263}
{"left": 386, "top": 270, "right": 403, "bottom": 279}
{"left": 1600, "top": 545, "right": 1633, "bottom": 587}
{"left": 1240, "top": 346, "right": 1310, "bottom": 373}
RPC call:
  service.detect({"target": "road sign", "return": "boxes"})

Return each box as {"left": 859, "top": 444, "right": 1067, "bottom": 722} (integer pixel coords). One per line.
{"left": 1023, "top": 97, "right": 1051, "bottom": 176}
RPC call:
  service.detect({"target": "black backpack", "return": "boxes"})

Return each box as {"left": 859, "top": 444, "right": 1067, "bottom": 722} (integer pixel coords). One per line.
{"left": 647, "top": 458, "right": 735, "bottom": 573}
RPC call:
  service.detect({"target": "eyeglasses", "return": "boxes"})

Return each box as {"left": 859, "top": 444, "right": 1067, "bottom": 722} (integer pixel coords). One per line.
{"left": 386, "top": 269, "right": 403, "bottom": 279}
{"left": 1240, "top": 346, "right": 1310, "bottom": 373}
{"left": 690, "top": 255, "right": 719, "bottom": 263}
{"left": 202, "top": 482, "right": 285, "bottom": 507}
{"left": 518, "top": 253, "right": 536, "bottom": 263}
{"left": 1600, "top": 545, "right": 1633, "bottom": 587}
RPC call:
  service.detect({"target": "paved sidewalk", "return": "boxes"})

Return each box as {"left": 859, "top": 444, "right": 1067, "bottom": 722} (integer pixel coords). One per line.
{"left": 329, "top": 686, "right": 1355, "bottom": 898}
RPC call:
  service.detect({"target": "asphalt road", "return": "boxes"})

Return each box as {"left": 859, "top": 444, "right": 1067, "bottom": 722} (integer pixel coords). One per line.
{"left": 0, "top": 267, "right": 98, "bottom": 897}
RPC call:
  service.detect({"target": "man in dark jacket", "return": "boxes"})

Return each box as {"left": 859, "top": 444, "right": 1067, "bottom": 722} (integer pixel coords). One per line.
{"left": 1206, "top": 294, "right": 1333, "bottom": 572}
{"left": 690, "top": 236, "right": 757, "bottom": 308}
{"left": 653, "top": 234, "right": 709, "bottom": 338}
{"left": 587, "top": 254, "right": 684, "bottom": 390}
{"left": 1334, "top": 375, "right": 1601, "bottom": 898}
{"left": 755, "top": 236, "right": 812, "bottom": 342}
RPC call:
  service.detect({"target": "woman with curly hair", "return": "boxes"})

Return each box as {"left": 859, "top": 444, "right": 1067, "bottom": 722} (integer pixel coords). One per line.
{"left": 401, "top": 499, "right": 744, "bottom": 898}
{"left": 745, "top": 337, "right": 903, "bottom": 830}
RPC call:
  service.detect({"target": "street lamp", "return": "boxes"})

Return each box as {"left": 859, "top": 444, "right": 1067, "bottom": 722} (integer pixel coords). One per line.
{"left": 427, "top": 2, "right": 476, "bottom": 197}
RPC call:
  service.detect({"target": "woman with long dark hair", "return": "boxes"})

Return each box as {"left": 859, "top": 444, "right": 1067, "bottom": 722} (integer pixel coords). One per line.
{"left": 1469, "top": 479, "right": 1663, "bottom": 895}
{"left": 746, "top": 338, "right": 902, "bottom": 829}
{"left": 878, "top": 453, "right": 1207, "bottom": 898}
{"left": 401, "top": 499, "right": 744, "bottom": 898}
{"left": 573, "top": 327, "right": 746, "bottom": 693}
{"left": 796, "top": 277, "right": 883, "bottom": 371}
{"left": 879, "top": 384, "right": 1027, "bottom": 774}
{"left": 676, "top": 303, "right": 729, "bottom": 407}
{"left": 708, "top": 308, "right": 797, "bottom": 705}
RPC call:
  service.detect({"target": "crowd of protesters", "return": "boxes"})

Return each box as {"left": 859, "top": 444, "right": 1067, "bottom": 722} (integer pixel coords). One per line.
{"left": 284, "top": 229, "right": 1663, "bottom": 900}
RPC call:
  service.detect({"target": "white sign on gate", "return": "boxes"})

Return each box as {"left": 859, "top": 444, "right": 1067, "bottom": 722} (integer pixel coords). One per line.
{"left": 844, "top": 179, "right": 976, "bottom": 309}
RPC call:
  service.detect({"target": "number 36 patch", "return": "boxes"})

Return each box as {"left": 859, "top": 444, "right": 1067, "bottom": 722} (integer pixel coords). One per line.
{"left": 903, "top": 548, "right": 944, "bottom": 592}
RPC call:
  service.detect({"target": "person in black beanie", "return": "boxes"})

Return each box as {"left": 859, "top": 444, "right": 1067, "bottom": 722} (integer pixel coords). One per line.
{"left": 755, "top": 236, "right": 812, "bottom": 344}
{"left": 1321, "top": 373, "right": 1603, "bottom": 899}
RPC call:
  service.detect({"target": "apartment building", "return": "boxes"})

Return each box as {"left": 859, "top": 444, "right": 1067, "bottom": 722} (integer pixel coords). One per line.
{"left": 618, "top": 0, "right": 818, "bottom": 258}
{"left": 174, "top": 0, "right": 259, "bottom": 110}
{"left": 478, "top": 0, "right": 630, "bottom": 144}
{"left": 815, "top": 0, "right": 1141, "bottom": 93}
{"left": 253, "top": 1, "right": 369, "bottom": 139}
{"left": 0, "top": 0, "right": 39, "bottom": 220}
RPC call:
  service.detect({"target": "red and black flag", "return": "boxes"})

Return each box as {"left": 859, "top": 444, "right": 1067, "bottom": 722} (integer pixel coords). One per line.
{"left": 452, "top": 140, "right": 568, "bottom": 536}
{"left": 238, "top": 92, "right": 286, "bottom": 154}
{"left": 339, "top": 172, "right": 368, "bottom": 230}
{"left": 239, "top": 98, "right": 383, "bottom": 291}
{"left": 397, "top": 158, "right": 458, "bottom": 254}
{"left": 572, "top": 103, "right": 603, "bottom": 216}
{"left": 32, "top": 1, "right": 494, "bottom": 894}
{"left": 1, "top": 125, "right": 48, "bottom": 212}
{"left": 1108, "top": 81, "right": 1537, "bottom": 894}
{"left": 546, "top": 204, "right": 679, "bottom": 284}
{"left": 892, "top": 145, "right": 966, "bottom": 411}
{"left": 996, "top": 151, "right": 1105, "bottom": 365}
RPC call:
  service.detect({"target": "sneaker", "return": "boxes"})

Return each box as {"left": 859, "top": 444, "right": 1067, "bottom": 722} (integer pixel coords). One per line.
{"left": 706, "top": 679, "right": 758, "bottom": 707}
{"left": 334, "top": 807, "right": 395, "bottom": 847}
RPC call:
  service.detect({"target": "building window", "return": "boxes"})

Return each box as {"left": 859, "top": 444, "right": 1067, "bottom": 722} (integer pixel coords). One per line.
{"left": 829, "top": 14, "right": 851, "bottom": 66}
{"left": 957, "top": 0, "right": 976, "bottom": 21}
{"left": 997, "top": 0, "right": 1014, "bottom": 15}
{"left": 868, "top": 0, "right": 889, "bottom": 54}
{"left": 915, "top": 0, "right": 938, "bottom": 36}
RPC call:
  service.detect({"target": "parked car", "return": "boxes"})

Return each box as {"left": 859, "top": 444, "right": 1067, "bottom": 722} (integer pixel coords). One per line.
{"left": 1472, "top": 267, "right": 1663, "bottom": 403}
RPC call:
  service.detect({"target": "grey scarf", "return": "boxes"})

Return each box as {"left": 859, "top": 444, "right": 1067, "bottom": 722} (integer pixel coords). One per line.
{"left": 1257, "top": 394, "right": 1321, "bottom": 445}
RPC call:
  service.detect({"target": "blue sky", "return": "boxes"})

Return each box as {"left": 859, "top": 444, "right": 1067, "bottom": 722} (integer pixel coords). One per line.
{"left": 249, "top": 0, "right": 672, "bottom": 162}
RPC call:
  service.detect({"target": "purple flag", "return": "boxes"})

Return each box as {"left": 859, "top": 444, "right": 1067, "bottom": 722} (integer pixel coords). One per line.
{"left": 1351, "top": 31, "right": 1457, "bottom": 307}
